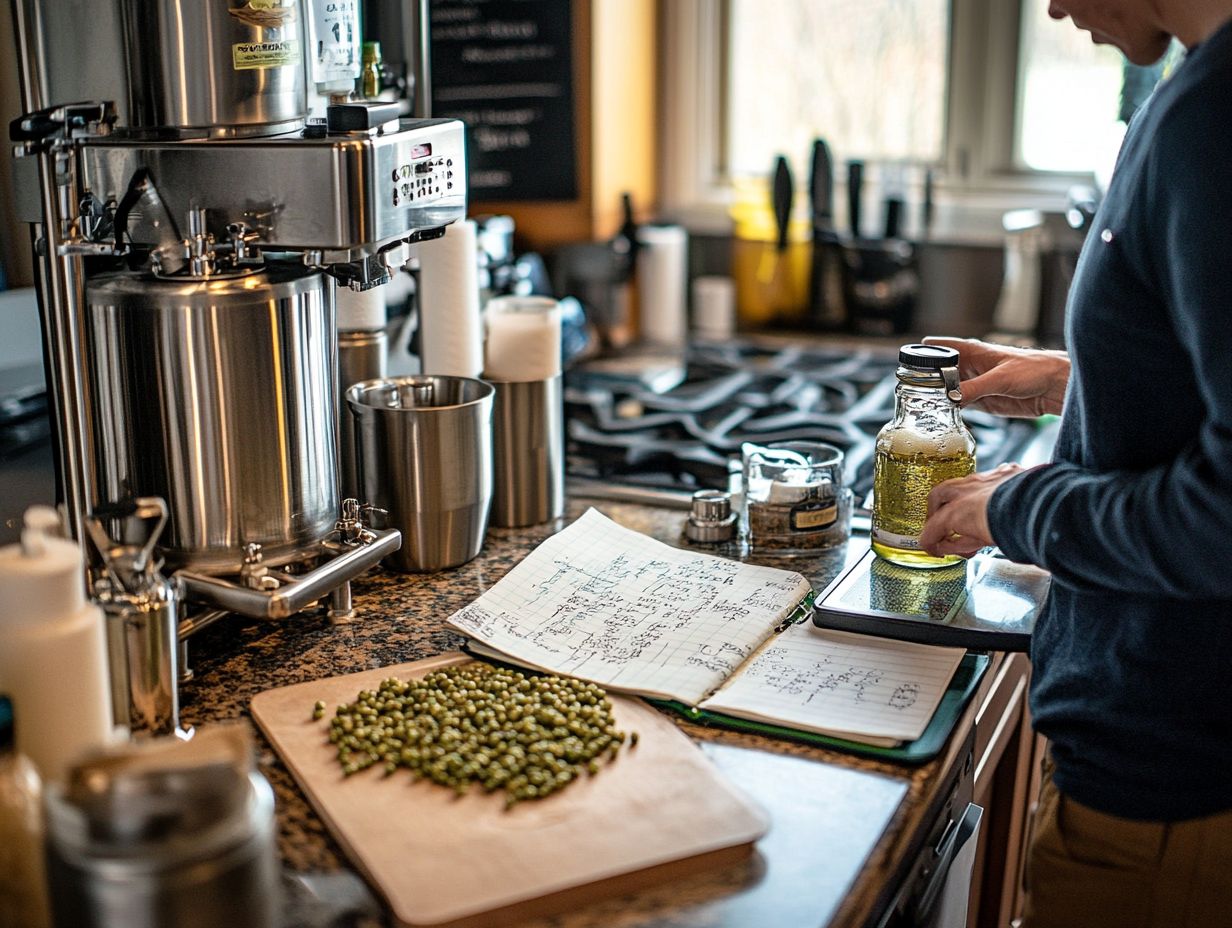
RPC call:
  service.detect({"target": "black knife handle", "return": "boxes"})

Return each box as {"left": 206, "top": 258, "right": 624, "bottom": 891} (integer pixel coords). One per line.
{"left": 847, "top": 160, "right": 864, "bottom": 240}
{"left": 809, "top": 139, "right": 834, "bottom": 229}
{"left": 772, "top": 156, "right": 794, "bottom": 252}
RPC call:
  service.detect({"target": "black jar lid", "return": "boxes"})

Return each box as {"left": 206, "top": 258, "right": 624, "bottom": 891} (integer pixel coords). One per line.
{"left": 899, "top": 344, "right": 959, "bottom": 369}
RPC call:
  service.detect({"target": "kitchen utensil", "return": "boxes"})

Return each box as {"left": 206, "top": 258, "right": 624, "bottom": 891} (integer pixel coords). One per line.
{"left": 758, "top": 156, "right": 795, "bottom": 284}
{"left": 808, "top": 138, "right": 834, "bottom": 228}
{"left": 44, "top": 725, "right": 279, "bottom": 928}
{"left": 807, "top": 138, "right": 848, "bottom": 330}
{"left": 847, "top": 160, "right": 865, "bottom": 239}
{"left": 881, "top": 162, "right": 907, "bottom": 240}
{"left": 883, "top": 197, "right": 904, "bottom": 239}
{"left": 488, "top": 376, "right": 565, "bottom": 528}
{"left": 347, "top": 375, "right": 493, "bottom": 572}
{"left": 84, "top": 266, "right": 338, "bottom": 572}
{"left": 250, "top": 653, "right": 767, "bottom": 928}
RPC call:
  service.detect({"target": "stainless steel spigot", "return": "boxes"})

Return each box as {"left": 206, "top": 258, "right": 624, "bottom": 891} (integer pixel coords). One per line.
{"left": 85, "top": 497, "right": 191, "bottom": 740}
{"left": 326, "top": 499, "right": 389, "bottom": 624}
{"left": 185, "top": 207, "right": 217, "bottom": 276}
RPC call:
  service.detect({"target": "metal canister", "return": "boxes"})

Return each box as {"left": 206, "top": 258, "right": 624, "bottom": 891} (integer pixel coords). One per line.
{"left": 84, "top": 266, "right": 338, "bottom": 572}
{"left": 120, "top": 0, "right": 307, "bottom": 138}
{"left": 84, "top": 497, "right": 186, "bottom": 738}
{"left": 44, "top": 727, "right": 279, "bottom": 928}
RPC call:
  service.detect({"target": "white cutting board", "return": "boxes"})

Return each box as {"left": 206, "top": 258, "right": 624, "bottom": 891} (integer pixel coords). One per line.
{"left": 252, "top": 653, "right": 768, "bottom": 927}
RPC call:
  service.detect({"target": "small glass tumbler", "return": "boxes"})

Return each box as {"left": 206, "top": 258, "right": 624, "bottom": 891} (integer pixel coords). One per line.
{"left": 741, "top": 441, "right": 853, "bottom": 554}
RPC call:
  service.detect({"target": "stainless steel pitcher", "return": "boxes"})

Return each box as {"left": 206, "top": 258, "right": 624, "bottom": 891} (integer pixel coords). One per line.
{"left": 347, "top": 376, "right": 493, "bottom": 572}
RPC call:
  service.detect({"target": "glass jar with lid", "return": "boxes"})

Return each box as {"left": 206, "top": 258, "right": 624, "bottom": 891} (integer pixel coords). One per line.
{"left": 871, "top": 344, "right": 976, "bottom": 568}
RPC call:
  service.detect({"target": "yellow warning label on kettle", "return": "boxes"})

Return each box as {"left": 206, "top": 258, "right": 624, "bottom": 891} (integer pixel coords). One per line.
{"left": 233, "top": 39, "right": 300, "bottom": 70}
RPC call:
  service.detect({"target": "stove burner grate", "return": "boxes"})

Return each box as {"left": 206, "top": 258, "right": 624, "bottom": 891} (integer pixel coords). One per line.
{"left": 565, "top": 342, "right": 1037, "bottom": 505}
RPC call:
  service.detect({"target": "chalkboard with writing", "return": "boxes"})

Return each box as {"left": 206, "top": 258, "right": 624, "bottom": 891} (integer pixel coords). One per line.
{"left": 430, "top": 0, "right": 578, "bottom": 202}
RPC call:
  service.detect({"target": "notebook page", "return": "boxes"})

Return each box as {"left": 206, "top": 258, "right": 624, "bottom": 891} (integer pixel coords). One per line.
{"left": 447, "top": 508, "right": 812, "bottom": 705}
{"left": 700, "top": 624, "right": 965, "bottom": 744}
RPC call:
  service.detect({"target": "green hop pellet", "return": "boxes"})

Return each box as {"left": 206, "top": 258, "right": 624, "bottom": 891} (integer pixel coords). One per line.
{"left": 313, "top": 663, "right": 622, "bottom": 809}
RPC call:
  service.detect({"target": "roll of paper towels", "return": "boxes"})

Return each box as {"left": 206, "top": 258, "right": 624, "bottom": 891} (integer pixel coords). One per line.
{"left": 484, "top": 296, "right": 562, "bottom": 382}
{"left": 637, "top": 225, "right": 688, "bottom": 346}
{"left": 335, "top": 282, "right": 387, "bottom": 332}
{"left": 417, "top": 220, "right": 484, "bottom": 378}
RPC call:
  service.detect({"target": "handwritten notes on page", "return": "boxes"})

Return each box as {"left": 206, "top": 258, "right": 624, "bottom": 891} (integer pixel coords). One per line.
{"left": 447, "top": 508, "right": 812, "bottom": 705}
{"left": 700, "top": 624, "right": 965, "bottom": 744}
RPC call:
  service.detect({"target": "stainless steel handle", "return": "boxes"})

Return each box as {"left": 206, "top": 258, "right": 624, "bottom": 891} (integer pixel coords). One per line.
{"left": 177, "top": 528, "right": 401, "bottom": 619}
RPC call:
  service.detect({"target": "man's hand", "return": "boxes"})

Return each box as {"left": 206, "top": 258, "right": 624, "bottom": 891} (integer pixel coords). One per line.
{"left": 919, "top": 464, "right": 1025, "bottom": 559}
{"left": 922, "top": 336, "right": 1070, "bottom": 418}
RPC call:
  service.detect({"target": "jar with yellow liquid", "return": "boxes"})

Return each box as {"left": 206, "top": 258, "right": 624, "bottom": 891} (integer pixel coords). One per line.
{"left": 871, "top": 344, "right": 976, "bottom": 568}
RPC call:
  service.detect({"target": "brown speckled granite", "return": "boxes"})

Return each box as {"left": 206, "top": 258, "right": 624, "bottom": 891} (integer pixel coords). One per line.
{"left": 178, "top": 500, "right": 985, "bottom": 927}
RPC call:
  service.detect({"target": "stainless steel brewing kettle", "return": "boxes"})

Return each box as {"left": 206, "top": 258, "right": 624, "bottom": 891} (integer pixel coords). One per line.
{"left": 84, "top": 265, "right": 338, "bottom": 572}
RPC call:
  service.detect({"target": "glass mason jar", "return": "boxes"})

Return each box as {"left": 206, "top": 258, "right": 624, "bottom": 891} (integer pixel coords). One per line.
{"left": 871, "top": 344, "right": 976, "bottom": 568}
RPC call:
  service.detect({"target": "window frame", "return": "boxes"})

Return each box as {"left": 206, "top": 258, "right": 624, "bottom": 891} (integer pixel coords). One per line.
{"left": 658, "top": 0, "right": 1102, "bottom": 230}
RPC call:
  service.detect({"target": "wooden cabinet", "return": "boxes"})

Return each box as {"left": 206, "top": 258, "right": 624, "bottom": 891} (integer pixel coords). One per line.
{"left": 967, "top": 652, "right": 1044, "bottom": 927}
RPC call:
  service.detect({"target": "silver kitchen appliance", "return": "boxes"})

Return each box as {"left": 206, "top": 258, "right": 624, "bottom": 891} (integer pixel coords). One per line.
{"left": 9, "top": 0, "right": 462, "bottom": 703}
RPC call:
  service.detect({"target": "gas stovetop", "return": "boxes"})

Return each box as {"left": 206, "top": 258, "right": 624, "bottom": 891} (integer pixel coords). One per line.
{"left": 565, "top": 341, "right": 1039, "bottom": 508}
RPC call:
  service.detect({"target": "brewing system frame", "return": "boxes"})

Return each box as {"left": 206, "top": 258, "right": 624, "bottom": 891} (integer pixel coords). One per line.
{"left": 9, "top": 0, "right": 465, "bottom": 727}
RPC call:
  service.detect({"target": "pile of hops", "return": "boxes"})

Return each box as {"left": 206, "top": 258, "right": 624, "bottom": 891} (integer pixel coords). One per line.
{"left": 316, "top": 663, "right": 636, "bottom": 808}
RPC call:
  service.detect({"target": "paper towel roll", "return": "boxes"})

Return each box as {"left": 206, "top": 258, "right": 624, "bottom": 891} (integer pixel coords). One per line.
{"left": 335, "top": 282, "right": 387, "bottom": 332}
{"left": 692, "top": 275, "right": 736, "bottom": 340}
{"left": 417, "top": 220, "right": 484, "bottom": 378}
{"left": 636, "top": 225, "right": 688, "bottom": 346}
{"left": 484, "top": 296, "right": 562, "bottom": 382}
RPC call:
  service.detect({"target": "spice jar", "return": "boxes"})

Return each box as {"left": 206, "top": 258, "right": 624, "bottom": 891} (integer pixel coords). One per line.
{"left": 742, "top": 441, "right": 852, "bottom": 554}
{"left": 871, "top": 344, "right": 976, "bottom": 568}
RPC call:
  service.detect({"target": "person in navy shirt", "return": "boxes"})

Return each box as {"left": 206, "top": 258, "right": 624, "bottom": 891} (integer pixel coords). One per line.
{"left": 920, "top": 2, "right": 1232, "bottom": 925}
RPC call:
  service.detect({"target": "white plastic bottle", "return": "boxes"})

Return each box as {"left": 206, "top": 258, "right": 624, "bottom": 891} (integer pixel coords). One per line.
{"left": 0, "top": 507, "right": 115, "bottom": 784}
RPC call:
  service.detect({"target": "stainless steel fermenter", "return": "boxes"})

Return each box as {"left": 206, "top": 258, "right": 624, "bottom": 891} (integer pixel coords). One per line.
{"left": 120, "top": 0, "right": 307, "bottom": 138}
{"left": 84, "top": 266, "right": 338, "bottom": 572}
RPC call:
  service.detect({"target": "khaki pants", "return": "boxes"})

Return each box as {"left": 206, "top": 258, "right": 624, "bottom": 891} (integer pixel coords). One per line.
{"left": 1023, "top": 757, "right": 1232, "bottom": 928}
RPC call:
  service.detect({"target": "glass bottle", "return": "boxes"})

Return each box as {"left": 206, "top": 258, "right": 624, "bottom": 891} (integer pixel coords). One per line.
{"left": 0, "top": 702, "right": 52, "bottom": 928}
{"left": 360, "top": 41, "right": 383, "bottom": 100}
{"left": 871, "top": 344, "right": 976, "bottom": 568}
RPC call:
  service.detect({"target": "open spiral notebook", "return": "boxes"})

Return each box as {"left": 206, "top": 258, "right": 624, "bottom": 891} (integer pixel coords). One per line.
{"left": 448, "top": 509, "right": 967, "bottom": 748}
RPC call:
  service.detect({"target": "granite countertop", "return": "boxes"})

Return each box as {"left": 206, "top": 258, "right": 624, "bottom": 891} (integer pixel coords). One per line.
{"left": 181, "top": 498, "right": 981, "bottom": 928}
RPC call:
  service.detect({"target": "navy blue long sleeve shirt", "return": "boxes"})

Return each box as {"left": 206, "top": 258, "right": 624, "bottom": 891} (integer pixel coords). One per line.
{"left": 987, "top": 22, "right": 1232, "bottom": 821}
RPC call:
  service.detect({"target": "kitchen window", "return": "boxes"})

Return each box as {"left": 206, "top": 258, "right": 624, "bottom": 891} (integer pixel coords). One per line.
{"left": 660, "top": 0, "right": 1152, "bottom": 225}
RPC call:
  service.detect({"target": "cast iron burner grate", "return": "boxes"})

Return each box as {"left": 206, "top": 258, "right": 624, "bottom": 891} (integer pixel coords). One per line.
{"left": 565, "top": 341, "right": 1038, "bottom": 507}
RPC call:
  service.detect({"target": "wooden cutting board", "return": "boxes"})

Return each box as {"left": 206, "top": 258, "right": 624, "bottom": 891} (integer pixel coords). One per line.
{"left": 251, "top": 653, "right": 768, "bottom": 928}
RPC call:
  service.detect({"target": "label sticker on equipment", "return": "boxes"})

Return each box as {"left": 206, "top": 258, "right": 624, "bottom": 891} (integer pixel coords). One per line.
{"left": 233, "top": 39, "right": 300, "bottom": 70}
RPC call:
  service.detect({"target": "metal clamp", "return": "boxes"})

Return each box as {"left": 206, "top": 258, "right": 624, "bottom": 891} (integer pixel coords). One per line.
{"left": 940, "top": 365, "right": 963, "bottom": 405}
